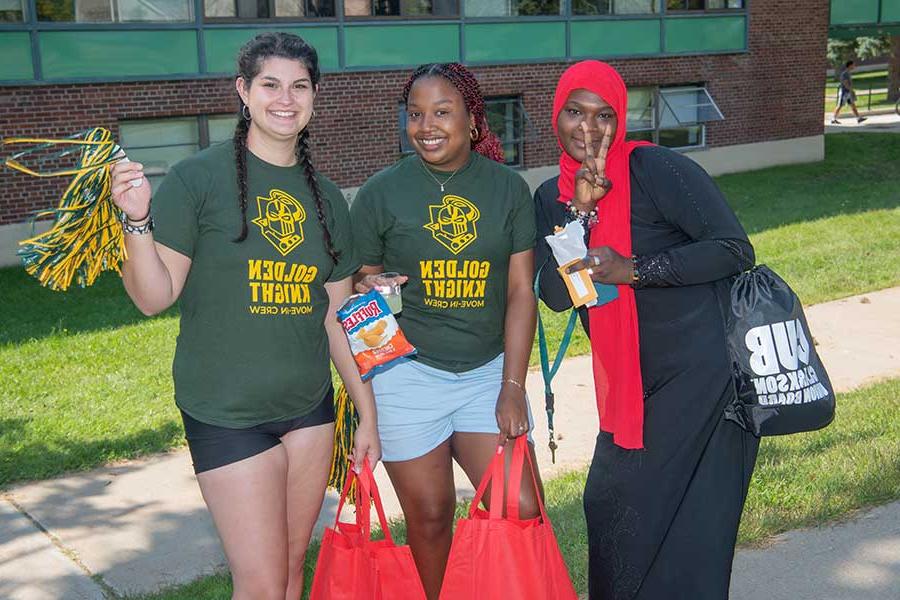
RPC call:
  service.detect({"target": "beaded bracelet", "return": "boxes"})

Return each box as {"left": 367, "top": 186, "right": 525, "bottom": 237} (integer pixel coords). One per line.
{"left": 565, "top": 200, "right": 599, "bottom": 228}
{"left": 120, "top": 213, "right": 154, "bottom": 235}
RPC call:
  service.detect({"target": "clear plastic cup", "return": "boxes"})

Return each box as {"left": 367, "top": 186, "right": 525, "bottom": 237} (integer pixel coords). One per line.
{"left": 372, "top": 272, "right": 403, "bottom": 314}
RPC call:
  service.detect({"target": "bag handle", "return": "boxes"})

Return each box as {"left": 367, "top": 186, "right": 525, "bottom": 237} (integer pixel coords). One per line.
{"left": 469, "top": 439, "right": 550, "bottom": 523}
{"left": 470, "top": 445, "right": 506, "bottom": 520}
{"left": 505, "top": 436, "right": 550, "bottom": 524}
{"left": 333, "top": 460, "right": 394, "bottom": 545}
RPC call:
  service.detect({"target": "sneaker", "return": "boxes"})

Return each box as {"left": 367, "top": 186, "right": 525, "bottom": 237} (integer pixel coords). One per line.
{"left": 830, "top": 119, "right": 841, "bottom": 124}
{"left": 857, "top": 117, "right": 868, "bottom": 123}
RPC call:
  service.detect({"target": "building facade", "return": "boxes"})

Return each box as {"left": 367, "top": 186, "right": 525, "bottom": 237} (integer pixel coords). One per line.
{"left": 0, "top": 0, "right": 831, "bottom": 262}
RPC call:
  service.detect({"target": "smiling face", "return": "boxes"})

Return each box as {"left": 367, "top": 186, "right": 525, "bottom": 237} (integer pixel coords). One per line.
{"left": 556, "top": 88, "right": 619, "bottom": 163}
{"left": 405, "top": 76, "right": 475, "bottom": 172}
{"left": 237, "top": 56, "right": 317, "bottom": 145}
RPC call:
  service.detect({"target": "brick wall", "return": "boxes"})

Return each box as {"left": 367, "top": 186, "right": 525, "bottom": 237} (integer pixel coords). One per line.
{"left": 0, "top": 0, "right": 826, "bottom": 225}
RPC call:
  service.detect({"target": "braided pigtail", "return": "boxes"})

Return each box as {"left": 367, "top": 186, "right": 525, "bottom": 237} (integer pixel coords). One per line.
{"left": 232, "top": 110, "right": 251, "bottom": 242}
{"left": 401, "top": 62, "right": 506, "bottom": 164}
{"left": 297, "top": 129, "right": 339, "bottom": 264}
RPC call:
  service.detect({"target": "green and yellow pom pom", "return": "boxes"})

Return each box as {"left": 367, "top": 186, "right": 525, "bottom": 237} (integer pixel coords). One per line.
{"left": 329, "top": 382, "right": 359, "bottom": 501}
{"left": 3, "top": 128, "right": 125, "bottom": 291}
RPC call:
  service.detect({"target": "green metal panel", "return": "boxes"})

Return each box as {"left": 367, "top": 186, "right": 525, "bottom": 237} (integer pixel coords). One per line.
{"left": 571, "top": 19, "right": 661, "bottom": 57}
{"left": 344, "top": 24, "right": 458, "bottom": 68}
{"left": 831, "top": 0, "right": 880, "bottom": 25}
{"left": 205, "top": 28, "right": 339, "bottom": 74}
{"left": 829, "top": 0, "right": 880, "bottom": 25}
{"left": 0, "top": 32, "right": 33, "bottom": 81}
{"left": 664, "top": 16, "right": 745, "bottom": 54}
{"left": 464, "top": 22, "right": 566, "bottom": 62}
{"left": 882, "top": 0, "right": 900, "bottom": 22}
{"left": 40, "top": 31, "right": 198, "bottom": 79}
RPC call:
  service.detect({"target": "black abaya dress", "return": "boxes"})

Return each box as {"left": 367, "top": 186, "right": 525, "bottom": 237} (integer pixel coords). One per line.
{"left": 535, "top": 146, "right": 760, "bottom": 600}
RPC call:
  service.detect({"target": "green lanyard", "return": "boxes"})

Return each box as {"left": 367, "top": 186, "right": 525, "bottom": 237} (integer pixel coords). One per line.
{"left": 534, "top": 264, "right": 579, "bottom": 463}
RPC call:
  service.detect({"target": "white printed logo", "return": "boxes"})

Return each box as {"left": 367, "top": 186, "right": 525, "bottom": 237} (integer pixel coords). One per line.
{"left": 744, "top": 318, "right": 829, "bottom": 406}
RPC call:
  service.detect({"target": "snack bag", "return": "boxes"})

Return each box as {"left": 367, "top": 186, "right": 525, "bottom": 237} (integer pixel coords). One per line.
{"left": 545, "top": 221, "right": 618, "bottom": 308}
{"left": 338, "top": 290, "right": 417, "bottom": 380}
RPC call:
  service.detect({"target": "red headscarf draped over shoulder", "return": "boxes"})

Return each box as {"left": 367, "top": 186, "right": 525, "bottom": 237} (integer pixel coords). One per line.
{"left": 552, "top": 60, "right": 652, "bottom": 450}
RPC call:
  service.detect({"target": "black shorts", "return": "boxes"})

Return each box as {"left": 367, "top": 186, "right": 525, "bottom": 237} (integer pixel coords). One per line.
{"left": 181, "top": 386, "right": 336, "bottom": 474}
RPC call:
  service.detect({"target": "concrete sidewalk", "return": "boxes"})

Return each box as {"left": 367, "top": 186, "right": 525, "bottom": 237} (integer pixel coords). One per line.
{"left": 2, "top": 287, "right": 899, "bottom": 599}
{"left": 825, "top": 111, "right": 900, "bottom": 133}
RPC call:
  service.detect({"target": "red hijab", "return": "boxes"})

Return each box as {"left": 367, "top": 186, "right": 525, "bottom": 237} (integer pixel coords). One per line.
{"left": 552, "top": 60, "right": 651, "bottom": 450}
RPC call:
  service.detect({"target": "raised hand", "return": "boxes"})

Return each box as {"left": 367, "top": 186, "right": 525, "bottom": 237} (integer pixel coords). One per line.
{"left": 573, "top": 121, "right": 613, "bottom": 210}
{"left": 110, "top": 158, "right": 151, "bottom": 221}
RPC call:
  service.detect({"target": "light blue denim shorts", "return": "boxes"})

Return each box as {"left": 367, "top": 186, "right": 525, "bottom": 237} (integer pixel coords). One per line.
{"left": 371, "top": 353, "right": 534, "bottom": 462}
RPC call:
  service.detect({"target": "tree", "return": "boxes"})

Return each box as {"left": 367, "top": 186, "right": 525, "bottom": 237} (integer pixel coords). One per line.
{"left": 889, "top": 35, "right": 900, "bottom": 103}
{"left": 826, "top": 35, "right": 888, "bottom": 70}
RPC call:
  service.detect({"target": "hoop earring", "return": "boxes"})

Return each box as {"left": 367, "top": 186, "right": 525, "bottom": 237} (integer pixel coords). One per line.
{"left": 241, "top": 105, "right": 251, "bottom": 121}
{"left": 312, "top": 109, "right": 317, "bottom": 118}
{"left": 470, "top": 127, "right": 479, "bottom": 142}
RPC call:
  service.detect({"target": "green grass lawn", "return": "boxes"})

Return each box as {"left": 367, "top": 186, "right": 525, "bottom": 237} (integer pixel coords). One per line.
{"left": 2, "top": 133, "right": 899, "bottom": 487}
{"left": 1, "top": 133, "right": 898, "bottom": 488}
{"left": 131, "top": 377, "right": 900, "bottom": 600}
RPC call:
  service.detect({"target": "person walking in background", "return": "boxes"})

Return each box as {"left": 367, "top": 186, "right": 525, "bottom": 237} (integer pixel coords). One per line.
{"left": 832, "top": 60, "right": 867, "bottom": 124}
{"left": 535, "top": 60, "right": 760, "bottom": 599}
{"left": 110, "top": 32, "right": 379, "bottom": 600}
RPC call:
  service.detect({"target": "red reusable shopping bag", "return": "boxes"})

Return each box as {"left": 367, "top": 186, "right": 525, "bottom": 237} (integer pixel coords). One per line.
{"left": 439, "top": 437, "right": 578, "bottom": 600}
{"left": 310, "top": 460, "right": 426, "bottom": 600}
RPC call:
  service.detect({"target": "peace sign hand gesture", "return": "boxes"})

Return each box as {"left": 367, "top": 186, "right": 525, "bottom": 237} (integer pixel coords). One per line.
{"left": 573, "top": 121, "right": 613, "bottom": 210}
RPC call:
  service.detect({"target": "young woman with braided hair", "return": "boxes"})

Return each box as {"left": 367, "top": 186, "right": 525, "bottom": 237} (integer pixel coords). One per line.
{"left": 110, "top": 32, "right": 379, "bottom": 599}
{"left": 351, "top": 62, "right": 543, "bottom": 598}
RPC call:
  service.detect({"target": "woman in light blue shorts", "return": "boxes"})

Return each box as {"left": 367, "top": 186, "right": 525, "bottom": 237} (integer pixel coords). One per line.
{"left": 350, "top": 62, "right": 543, "bottom": 599}
{"left": 371, "top": 354, "right": 533, "bottom": 462}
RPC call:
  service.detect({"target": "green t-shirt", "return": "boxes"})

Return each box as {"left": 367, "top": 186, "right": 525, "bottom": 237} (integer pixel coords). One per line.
{"left": 151, "top": 142, "right": 359, "bottom": 427}
{"left": 351, "top": 153, "right": 535, "bottom": 373}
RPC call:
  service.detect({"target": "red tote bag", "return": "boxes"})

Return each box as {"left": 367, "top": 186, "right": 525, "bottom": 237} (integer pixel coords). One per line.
{"left": 310, "top": 460, "right": 427, "bottom": 600}
{"left": 439, "top": 437, "right": 578, "bottom": 600}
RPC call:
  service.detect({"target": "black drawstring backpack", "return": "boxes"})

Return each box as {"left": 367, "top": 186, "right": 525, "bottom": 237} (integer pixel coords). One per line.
{"left": 723, "top": 266, "right": 835, "bottom": 436}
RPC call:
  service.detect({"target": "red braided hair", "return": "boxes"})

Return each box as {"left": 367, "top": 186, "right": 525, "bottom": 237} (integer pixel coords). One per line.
{"left": 400, "top": 63, "right": 506, "bottom": 164}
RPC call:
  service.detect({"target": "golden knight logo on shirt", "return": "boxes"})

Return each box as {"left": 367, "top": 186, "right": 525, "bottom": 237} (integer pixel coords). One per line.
{"left": 424, "top": 195, "right": 480, "bottom": 255}
{"left": 252, "top": 188, "right": 306, "bottom": 256}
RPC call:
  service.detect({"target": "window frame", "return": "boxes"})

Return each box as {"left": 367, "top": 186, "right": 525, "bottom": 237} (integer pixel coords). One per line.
{"left": 664, "top": 0, "right": 744, "bottom": 12}
{"left": 0, "top": 0, "right": 26, "bottom": 22}
{"left": 625, "top": 83, "right": 722, "bottom": 151}
{"left": 484, "top": 95, "right": 530, "bottom": 168}
{"left": 203, "top": 0, "right": 337, "bottom": 22}
{"left": 36, "top": 0, "right": 196, "bottom": 23}
{"left": 343, "top": 0, "right": 460, "bottom": 20}
{"left": 118, "top": 113, "right": 236, "bottom": 187}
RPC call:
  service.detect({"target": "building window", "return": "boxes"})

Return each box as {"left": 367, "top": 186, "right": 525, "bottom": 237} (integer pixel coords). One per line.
{"left": 464, "top": 0, "right": 559, "bottom": 17}
{"left": 485, "top": 97, "right": 528, "bottom": 167}
{"left": 38, "top": 0, "right": 193, "bottom": 21}
{"left": 1, "top": 0, "right": 24, "bottom": 21}
{"left": 397, "top": 97, "right": 528, "bottom": 167}
{"left": 665, "top": 0, "right": 742, "bottom": 10}
{"left": 119, "top": 115, "right": 237, "bottom": 191}
{"left": 572, "top": 0, "right": 658, "bottom": 15}
{"left": 625, "top": 85, "right": 723, "bottom": 150}
{"left": 38, "top": 0, "right": 194, "bottom": 23}
{"left": 204, "top": 0, "right": 333, "bottom": 19}
{"left": 344, "top": 0, "right": 458, "bottom": 17}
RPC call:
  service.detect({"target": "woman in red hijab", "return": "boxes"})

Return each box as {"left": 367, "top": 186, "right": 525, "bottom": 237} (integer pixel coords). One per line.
{"left": 534, "top": 60, "right": 760, "bottom": 599}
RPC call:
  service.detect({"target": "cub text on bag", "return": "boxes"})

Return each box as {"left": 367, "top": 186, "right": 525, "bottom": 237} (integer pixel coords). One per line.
{"left": 724, "top": 265, "right": 835, "bottom": 436}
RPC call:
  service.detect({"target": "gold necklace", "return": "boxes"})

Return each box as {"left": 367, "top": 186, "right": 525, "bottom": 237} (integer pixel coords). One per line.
{"left": 419, "top": 157, "right": 461, "bottom": 192}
